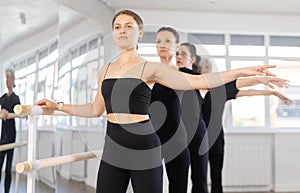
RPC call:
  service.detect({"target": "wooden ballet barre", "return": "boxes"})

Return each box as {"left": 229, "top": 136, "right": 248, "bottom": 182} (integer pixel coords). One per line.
{"left": 0, "top": 142, "right": 27, "bottom": 152}
{"left": 14, "top": 105, "right": 69, "bottom": 116}
{"left": 16, "top": 150, "right": 102, "bottom": 173}
{"left": 0, "top": 113, "right": 26, "bottom": 119}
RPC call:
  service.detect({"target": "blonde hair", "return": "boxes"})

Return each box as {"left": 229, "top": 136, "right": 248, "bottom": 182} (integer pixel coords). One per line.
{"left": 199, "top": 58, "right": 212, "bottom": 73}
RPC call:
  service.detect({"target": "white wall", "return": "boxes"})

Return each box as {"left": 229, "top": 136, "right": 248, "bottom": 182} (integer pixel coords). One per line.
{"left": 274, "top": 132, "right": 300, "bottom": 192}
{"left": 137, "top": 9, "right": 300, "bottom": 35}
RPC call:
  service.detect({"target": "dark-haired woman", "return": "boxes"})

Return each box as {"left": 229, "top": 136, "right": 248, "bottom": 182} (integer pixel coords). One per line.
{"left": 151, "top": 27, "right": 190, "bottom": 193}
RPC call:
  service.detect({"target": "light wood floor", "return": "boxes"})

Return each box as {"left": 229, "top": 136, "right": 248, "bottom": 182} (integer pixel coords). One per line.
{"left": 3, "top": 172, "right": 300, "bottom": 193}
{"left": 3, "top": 172, "right": 95, "bottom": 193}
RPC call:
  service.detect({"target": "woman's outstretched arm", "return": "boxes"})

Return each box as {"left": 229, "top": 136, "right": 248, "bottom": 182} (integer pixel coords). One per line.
{"left": 146, "top": 62, "right": 277, "bottom": 90}
{"left": 236, "top": 76, "right": 289, "bottom": 89}
{"left": 236, "top": 89, "right": 292, "bottom": 105}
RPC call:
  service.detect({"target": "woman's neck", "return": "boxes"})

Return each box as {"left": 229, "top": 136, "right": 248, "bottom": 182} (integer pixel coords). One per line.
{"left": 160, "top": 56, "right": 173, "bottom": 66}
{"left": 185, "top": 64, "right": 193, "bottom": 70}
{"left": 118, "top": 48, "right": 143, "bottom": 63}
{"left": 7, "top": 88, "right": 13, "bottom": 96}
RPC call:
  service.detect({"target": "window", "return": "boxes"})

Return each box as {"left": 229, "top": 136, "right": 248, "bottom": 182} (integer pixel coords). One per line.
{"left": 138, "top": 43, "right": 160, "bottom": 62}
{"left": 229, "top": 35, "right": 265, "bottom": 56}
{"left": 268, "top": 60, "right": 300, "bottom": 128}
{"left": 57, "top": 35, "right": 103, "bottom": 129}
{"left": 11, "top": 41, "right": 59, "bottom": 127}
{"left": 230, "top": 60, "right": 266, "bottom": 127}
{"left": 138, "top": 32, "right": 160, "bottom": 62}
{"left": 189, "top": 33, "right": 226, "bottom": 56}
{"left": 10, "top": 34, "right": 103, "bottom": 129}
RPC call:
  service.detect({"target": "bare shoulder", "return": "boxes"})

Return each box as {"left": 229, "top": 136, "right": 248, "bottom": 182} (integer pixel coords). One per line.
{"left": 97, "top": 63, "right": 111, "bottom": 84}
{"left": 100, "top": 63, "right": 111, "bottom": 72}
{"left": 145, "top": 61, "right": 161, "bottom": 68}
{"left": 145, "top": 61, "right": 175, "bottom": 70}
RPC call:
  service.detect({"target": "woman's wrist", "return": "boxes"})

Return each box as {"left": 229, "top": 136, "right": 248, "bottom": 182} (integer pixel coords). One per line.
{"left": 233, "top": 68, "right": 243, "bottom": 78}
{"left": 56, "top": 102, "right": 64, "bottom": 111}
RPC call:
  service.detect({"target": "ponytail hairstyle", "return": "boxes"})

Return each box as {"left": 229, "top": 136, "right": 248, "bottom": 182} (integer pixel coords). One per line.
{"left": 193, "top": 55, "right": 201, "bottom": 73}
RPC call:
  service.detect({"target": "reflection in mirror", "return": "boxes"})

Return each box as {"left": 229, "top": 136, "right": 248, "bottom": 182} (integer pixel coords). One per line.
{"left": 0, "top": 0, "right": 58, "bottom": 193}
{"left": 56, "top": 5, "right": 104, "bottom": 193}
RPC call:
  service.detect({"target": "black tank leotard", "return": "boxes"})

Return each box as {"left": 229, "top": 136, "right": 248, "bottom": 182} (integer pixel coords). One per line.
{"left": 97, "top": 62, "right": 163, "bottom": 193}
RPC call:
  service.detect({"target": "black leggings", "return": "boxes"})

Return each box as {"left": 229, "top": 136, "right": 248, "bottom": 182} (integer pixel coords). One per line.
{"left": 188, "top": 120, "right": 209, "bottom": 193}
{"left": 157, "top": 120, "right": 190, "bottom": 193}
{"left": 164, "top": 147, "right": 190, "bottom": 193}
{"left": 96, "top": 120, "right": 163, "bottom": 193}
{"left": 0, "top": 149, "right": 14, "bottom": 193}
{"left": 209, "top": 152, "right": 224, "bottom": 193}
{"left": 209, "top": 130, "right": 225, "bottom": 193}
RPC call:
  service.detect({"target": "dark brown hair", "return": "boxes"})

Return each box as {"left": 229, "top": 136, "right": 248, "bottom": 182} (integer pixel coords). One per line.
{"left": 157, "top": 27, "right": 180, "bottom": 43}
{"left": 112, "top": 10, "right": 144, "bottom": 30}
{"left": 194, "top": 55, "right": 202, "bottom": 73}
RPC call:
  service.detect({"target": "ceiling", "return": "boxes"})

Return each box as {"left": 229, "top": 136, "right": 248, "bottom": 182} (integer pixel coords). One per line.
{"left": 1, "top": 0, "right": 300, "bottom": 53}
{"left": 0, "top": 0, "right": 58, "bottom": 51}
{"left": 105, "top": 0, "right": 300, "bottom": 16}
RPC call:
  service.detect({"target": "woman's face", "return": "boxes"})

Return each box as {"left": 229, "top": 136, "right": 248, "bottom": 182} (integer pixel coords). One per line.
{"left": 176, "top": 45, "right": 195, "bottom": 69}
{"left": 113, "top": 14, "right": 143, "bottom": 50}
{"left": 6, "top": 76, "right": 14, "bottom": 89}
{"left": 156, "top": 31, "right": 178, "bottom": 59}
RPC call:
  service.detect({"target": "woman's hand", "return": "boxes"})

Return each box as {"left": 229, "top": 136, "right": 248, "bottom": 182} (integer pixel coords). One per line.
{"left": 259, "top": 77, "right": 290, "bottom": 89}
{"left": 1, "top": 109, "right": 9, "bottom": 120}
{"left": 238, "top": 65, "right": 276, "bottom": 77}
{"left": 273, "top": 91, "right": 292, "bottom": 105}
{"left": 35, "top": 98, "right": 57, "bottom": 111}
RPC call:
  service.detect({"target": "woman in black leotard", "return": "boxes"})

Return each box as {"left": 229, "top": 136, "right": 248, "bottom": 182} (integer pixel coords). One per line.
{"left": 35, "top": 10, "right": 280, "bottom": 193}
{"left": 198, "top": 57, "right": 291, "bottom": 193}
{"left": 151, "top": 27, "right": 191, "bottom": 193}
{"left": 176, "top": 42, "right": 210, "bottom": 193}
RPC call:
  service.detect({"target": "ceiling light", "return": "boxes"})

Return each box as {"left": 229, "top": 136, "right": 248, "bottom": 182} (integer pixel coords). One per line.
{"left": 19, "top": 12, "right": 26, "bottom": 25}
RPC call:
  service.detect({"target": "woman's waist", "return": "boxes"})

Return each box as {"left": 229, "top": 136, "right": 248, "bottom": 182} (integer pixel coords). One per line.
{"left": 107, "top": 113, "right": 150, "bottom": 124}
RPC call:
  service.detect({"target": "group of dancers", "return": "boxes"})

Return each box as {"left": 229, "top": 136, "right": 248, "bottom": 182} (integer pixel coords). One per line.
{"left": 30, "top": 9, "right": 291, "bottom": 193}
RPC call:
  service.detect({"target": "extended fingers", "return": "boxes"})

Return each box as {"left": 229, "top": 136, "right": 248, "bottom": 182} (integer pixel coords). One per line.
{"left": 257, "top": 65, "right": 276, "bottom": 76}
{"left": 261, "top": 69, "right": 276, "bottom": 77}
{"left": 262, "top": 64, "right": 276, "bottom": 69}
{"left": 283, "top": 98, "right": 292, "bottom": 105}
{"left": 270, "top": 78, "right": 290, "bottom": 88}
{"left": 271, "top": 81, "right": 286, "bottom": 88}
